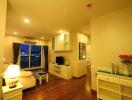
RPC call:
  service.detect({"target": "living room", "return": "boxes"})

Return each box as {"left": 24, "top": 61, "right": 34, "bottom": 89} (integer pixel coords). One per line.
{"left": 1, "top": 0, "right": 132, "bottom": 100}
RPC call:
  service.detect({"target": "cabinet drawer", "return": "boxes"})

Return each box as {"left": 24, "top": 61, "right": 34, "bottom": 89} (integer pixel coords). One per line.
{"left": 97, "top": 74, "right": 119, "bottom": 84}
{"left": 98, "top": 74, "right": 113, "bottom": 82}
{"left": 120, "top": 79, "right": 132, "bottom": 87}
{"left": 3, "top": 89, "right": 22, "bottom": 99}
{"left": 97, "top": 74, "right": 104, "bottom": 80}
{"left": 4, "top": 94, "right": 22, "bottom": 100}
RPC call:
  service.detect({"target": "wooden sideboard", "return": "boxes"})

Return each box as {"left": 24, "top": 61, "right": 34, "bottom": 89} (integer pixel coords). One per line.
{"left": 49, "top": 63, "right": 72, "bottom": 80}
{"left": 97, "top": 72, "right": 132, "bottom": 100}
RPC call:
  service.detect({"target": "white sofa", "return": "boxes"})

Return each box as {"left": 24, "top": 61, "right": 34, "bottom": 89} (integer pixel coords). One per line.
{"left": 3, "top": 64, "right": 36, "bottom": 90}
{"left": 18, "top": 71, "right": 36, "bottom": 90}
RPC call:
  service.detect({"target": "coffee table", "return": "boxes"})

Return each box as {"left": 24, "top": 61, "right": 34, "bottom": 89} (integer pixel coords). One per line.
{"left": 33, "top": 70, "right": 48, "bottom": 85}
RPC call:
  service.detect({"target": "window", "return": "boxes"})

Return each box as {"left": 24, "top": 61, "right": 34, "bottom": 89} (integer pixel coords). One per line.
{"left": 20, "top": 44, "right": 29, "bottom": 69}
{"left": 30, "top": 45, "right": 41, "bottom": 67}
{"left": 20, "top": 44, "right": 41, "bottom": 69}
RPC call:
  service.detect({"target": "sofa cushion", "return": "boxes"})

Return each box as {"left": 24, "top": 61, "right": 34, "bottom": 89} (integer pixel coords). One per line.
{"left": 18, "top": 76, "right": 36, "bottom": 89}
{"left": 19, "top": 71, "right": 32, "bottom": 77}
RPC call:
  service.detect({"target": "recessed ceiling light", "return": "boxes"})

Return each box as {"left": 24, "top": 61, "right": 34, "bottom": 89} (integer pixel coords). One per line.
{"left": 24, "top": 18, "right": 30, "bottom": 23}
{"left": 3, "top": 57, "right": 5, "bottom": 62}
{"left": 66, "top": 32, "right": 69, "bottom": 34}
{"left": 41, "top": 37, "right": 44, "bottom": 39}
{"left": 59, "top": 30, "right": 69, "bottom": 34}
{"left": 14, "top": 32, "right": 18, "bottom": 35}
{"left": 59, "top": 30, "right": 64, "bottom": 33}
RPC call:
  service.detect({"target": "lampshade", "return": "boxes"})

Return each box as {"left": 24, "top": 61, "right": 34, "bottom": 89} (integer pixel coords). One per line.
{"left": 4, "top": 64, "right": 20, "bottom": 78}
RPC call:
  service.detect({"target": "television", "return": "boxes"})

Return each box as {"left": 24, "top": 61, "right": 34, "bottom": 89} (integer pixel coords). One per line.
{"left": 56, "top": 56, "right": 64, "bottom": 65}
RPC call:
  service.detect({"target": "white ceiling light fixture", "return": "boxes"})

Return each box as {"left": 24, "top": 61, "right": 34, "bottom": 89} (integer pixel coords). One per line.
{"left": 59, "top": 30, "right": 69, "bottom": 34}
{"left": 59, "top": 30, "right": 64, "bottom": 34}
{"left": 14, "top": 32, "right": 18, "bottom": 35}
{"left": 41, "top": 37, "right": 44, "bottom": 40}
{"left": 65, "top": 32, "right": 69, "bottom": 34}
{"left": 24, "top": 18, "right": 30, "bottom": 23}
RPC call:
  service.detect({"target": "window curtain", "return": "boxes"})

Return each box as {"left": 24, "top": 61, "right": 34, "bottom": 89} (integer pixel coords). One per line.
{"left": 43, "top": 46, "right": 48, "bottom": 72}
{"left": 13, "top": 43, "right": 21, "bottom": 64}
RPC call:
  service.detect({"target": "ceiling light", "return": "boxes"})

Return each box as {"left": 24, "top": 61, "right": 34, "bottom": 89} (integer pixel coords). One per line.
{"left": 58, "top": 30, "right": 69, "bottom": 34}
{"left": 14, "top": 32, "right": 18, "bottom": 35}
{"left": 65, "top": 32, "right": 69, "bottom": 34}
{"left": 24, "top": 18, "right": 30, "bottom": 23}
{"left": 3, "top": 58, "right": 5, "bottom": 62}
{"left": 41, "top": 37, "right": 44, "bottom": 40}
{"left": 59, "top": 30, "right": 64, "bottom": 33}
{"left": 86, "top": 2, "right": 92, "bottom": 8}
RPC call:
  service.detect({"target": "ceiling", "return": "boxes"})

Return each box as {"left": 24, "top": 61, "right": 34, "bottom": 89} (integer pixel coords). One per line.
{"left": 6, "top": 0, "right": 132, "bottom": 40}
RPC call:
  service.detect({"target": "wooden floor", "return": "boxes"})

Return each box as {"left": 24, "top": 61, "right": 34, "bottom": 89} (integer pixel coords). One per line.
{"left": 23, "top": 75, "right": 96, "bottom": 100}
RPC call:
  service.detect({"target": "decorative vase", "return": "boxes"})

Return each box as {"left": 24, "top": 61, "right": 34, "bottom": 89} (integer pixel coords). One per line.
{"left": 124, "top": 65, "right": 130, "bottom": 76}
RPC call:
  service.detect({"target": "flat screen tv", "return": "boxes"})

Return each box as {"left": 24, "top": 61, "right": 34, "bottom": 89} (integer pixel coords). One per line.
{"left": 56, "top": 56, "right": 64, "bottom": 65}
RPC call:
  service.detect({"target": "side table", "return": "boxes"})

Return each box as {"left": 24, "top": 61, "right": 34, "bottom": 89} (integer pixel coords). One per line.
{"left": 2, "top": 83, "right": 23, "bottom": 100}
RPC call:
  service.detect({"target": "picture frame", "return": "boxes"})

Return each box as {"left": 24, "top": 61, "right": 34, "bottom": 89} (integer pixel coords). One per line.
{"left": 79, "top": 43, "right": 86, "bottom": 60}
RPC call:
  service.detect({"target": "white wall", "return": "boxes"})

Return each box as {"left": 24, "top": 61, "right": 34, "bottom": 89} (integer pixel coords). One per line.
{"left": 0, "top": 0, "right": 7, "bottom": 99}
{"left": 0, "top": 0, "right": 7, "bottom": 72}
{"left": 91, "top": 6, "right": 132, "bottom": 90}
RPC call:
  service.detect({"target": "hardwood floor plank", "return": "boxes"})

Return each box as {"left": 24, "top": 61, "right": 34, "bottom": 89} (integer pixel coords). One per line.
{"left": 23, "top": 75, "right": 96, "bottom": 100}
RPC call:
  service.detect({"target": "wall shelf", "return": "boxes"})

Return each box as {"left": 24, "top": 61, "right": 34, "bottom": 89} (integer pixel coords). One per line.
{"left": 51, "top": 33, "right": 70, "bottom": 51}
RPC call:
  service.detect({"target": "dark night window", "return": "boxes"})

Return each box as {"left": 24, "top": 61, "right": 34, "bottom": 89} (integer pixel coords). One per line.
{"left": 20, "top": 44, "right": 41, "bottom": 69}
{"left": 20, "top": 44, "right": 29, "bottom": 69}
{"left": 30, "top": 45, "right": 41, "bottom": 67}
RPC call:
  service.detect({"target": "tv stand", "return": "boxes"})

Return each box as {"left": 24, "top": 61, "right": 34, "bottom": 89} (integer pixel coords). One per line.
{"left": 49, "top": 63, "right": 72, "bottom": 80}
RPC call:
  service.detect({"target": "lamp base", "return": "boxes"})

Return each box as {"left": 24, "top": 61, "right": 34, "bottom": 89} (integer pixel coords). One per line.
{"left": 5, "top": 78, "right": 18, "bottom": 88}
{"left": 9, "top": 85, "right": 16, "bottom": 88}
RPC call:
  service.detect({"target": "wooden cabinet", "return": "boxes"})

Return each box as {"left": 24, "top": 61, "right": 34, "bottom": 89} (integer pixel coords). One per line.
{"left": 97, "top": 72, "right": 132, "bottom": 100}
{"left": 2, "top": 83, "right": 23, "bottom": 100}
{"left": 49, "top": 63, "right": 72, "bottom": 80}
{"left": 72, "top": 61, "right": 87, "bottom": 78}
{"left": 51, "top": 33, "right": 70, "bottom": 51}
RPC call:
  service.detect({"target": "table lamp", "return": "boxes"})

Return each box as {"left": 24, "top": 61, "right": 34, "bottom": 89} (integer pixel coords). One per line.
{"left": 4, "top": 64, "right": 20, "bottom": 88}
